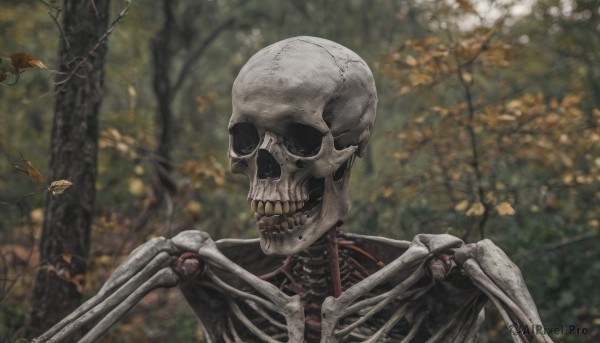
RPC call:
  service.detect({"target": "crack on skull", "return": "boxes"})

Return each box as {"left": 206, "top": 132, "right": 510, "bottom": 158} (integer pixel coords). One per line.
{"left": 295, "top": 38, "right": 346, "bottom": 96}
{"left": 229, "top": 37, "right": 378, "bottom": 255}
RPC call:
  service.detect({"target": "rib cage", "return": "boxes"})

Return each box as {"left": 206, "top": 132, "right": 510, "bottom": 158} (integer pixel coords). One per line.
{"left": 202, "top": 230, "right": 452, "bottom": 343}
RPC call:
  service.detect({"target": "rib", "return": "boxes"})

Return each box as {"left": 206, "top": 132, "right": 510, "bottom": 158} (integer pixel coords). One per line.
{"left": 228, "top": 298, "right": 284, "bottom": 343}
{"left": 204, "top": 269, "right": 280, "bottom": 313}
{"left": 335, "top": 267, "right": 426, "bottom": 337}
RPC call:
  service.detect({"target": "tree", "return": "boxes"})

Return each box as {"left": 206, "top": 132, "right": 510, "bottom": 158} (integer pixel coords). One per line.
{"left": 25, "top": 0, "right": 110, "bottom": 337}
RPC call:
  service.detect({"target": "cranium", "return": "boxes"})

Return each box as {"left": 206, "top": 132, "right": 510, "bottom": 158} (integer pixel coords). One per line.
{"left": 228, "top": 36, "right": 377, "bottom": 255}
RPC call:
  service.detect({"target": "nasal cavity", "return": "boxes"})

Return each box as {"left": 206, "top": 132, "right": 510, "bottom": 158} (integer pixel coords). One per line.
{"left": 257, "top": 149, "right": 281, "bottom": 180}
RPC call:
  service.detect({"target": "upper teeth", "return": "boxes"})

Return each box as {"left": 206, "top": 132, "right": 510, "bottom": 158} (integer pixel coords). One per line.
{"left": 250, "top": 200, "right": 305, "bottom": 215}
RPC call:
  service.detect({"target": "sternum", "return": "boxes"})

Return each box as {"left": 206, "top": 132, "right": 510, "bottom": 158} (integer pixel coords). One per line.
{"left": 291, "top": 234, "right": 332, "bottom": 342}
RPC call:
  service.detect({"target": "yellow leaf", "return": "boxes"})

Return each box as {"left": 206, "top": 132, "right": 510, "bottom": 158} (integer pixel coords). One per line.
{"left": 410, "top": 73, "right": 433, "bottom": 86}
{"left": 461, "top": 71, "right": 472, "bottom": 83}
{"left": 399, "top": 86, "right": 411, "bottom": 95}
{"left": 128, "top": 177, "right": 145, "bottom": 196}
{"left": 431, "top": 106, "right": 449, "bottom": 116}
{"left": 496, "top": 202, "right": 515, "bottom": 216}
{"left": 185, "top": 200, "right": 202, "bottom": 219}
{"left": 381, "top": 186, "right": 394, "bottom": 198}
{"left": 49, "top": 179, "right": 73, "bottom": 195}
{"left": 30, "top": 208, "right": 44, "bottom": 224}
{"left": 455, "top": 199, "right": 469, "bottom": 212}
{"left": 498, "top": 114, "right": 516, "bottom": 121}
{"left": 466, "top": 202, "right": 485, "bottom": 216}
{"left": 393, "top": 151, "right": 410, "bottom": 160}
{"left": 13, "top": 157, "right": 46, "bottom": 184}
{"left": 405, "top": 55, "right": 417, "bottom": 67}
{"left": 26, "top": 160, "right": 46, "bottom": 184}
{"left": 10, "top": 52, "right": 47, "bottom": 69}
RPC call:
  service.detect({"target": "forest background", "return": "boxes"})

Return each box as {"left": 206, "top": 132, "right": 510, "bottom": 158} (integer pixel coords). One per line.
{"left": 0, "top": 0, "right": 599, "bottom": 342}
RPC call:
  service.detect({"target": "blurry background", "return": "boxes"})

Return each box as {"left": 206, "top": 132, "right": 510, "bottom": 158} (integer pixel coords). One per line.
{"left": 0, "top": 0, "right": 599, "bottom": 341}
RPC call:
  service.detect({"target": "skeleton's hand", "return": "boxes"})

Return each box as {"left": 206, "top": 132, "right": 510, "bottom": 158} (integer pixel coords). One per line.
{"left": 33, "top": 230, "right": 304, "bottom": 343}
{"left": 32, "top": 236, "right": 180, "bottom": 343}
{"left": 455, "top": 239, "right": 554, "bottom": 343}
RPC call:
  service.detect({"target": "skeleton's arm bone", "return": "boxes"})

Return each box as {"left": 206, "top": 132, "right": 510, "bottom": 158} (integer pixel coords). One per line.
{"left": 34, "top": 230, "right": 305, "bottom": 343}
{"left": 173, "top": 230, "right": 305, "bottom": 342}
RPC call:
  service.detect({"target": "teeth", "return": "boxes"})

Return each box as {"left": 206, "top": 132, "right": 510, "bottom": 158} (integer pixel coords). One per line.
{"left": 265, "top": 216, "right": 274, "bottom": 226}
{"left": 288, "top": 217, "right": 294, "bottom": 227}
{"left": 265, "top": 201, "right": 274, "bottom": 215}
{"left": 252, "top": 198, "right": 312, "bottom": 220}
{"left": 283, "top": 201, "right": 289, "bottom": 214}
{"left": 274, "top": 201, "right": 283, "bottom": 215}
{"left": 257, "top": 201, "right": 265, "bottom": 215}
{"left": 300, "top": 214, "right": 307, "bottom": 225}
{"left": 281, "top": 220, "right": 289, "bottom": 230}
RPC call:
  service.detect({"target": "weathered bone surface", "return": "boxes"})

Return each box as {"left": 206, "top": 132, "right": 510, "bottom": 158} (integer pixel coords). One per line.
{"left": 34, "top": 36, "right": 552, "bottom": 343}
{"left": 229, "top": 36, "right": 376, "bottom": 255}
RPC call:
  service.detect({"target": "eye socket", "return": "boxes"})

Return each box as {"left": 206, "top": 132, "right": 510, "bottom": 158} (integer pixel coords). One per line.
{"left": 230, "top": 123, "right": 259, "bottom": 155}
{"left": 283, "top": 123, "right": 323, "bottom": 157}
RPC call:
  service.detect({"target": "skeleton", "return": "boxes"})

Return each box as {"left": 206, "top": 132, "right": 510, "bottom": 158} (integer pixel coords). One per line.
{"left": 33, "top": 37, "right": 553, "bottom": 343}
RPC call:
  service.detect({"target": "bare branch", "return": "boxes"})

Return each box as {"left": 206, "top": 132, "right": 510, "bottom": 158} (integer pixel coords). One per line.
{"left": 171, "top": 17, "right": 236, "bottom": 95}
{"left": 55, "top": 1, "right": 132, "bottom": 92}
{"left": 514, "top": 230, "right": 600, "bottom": 261}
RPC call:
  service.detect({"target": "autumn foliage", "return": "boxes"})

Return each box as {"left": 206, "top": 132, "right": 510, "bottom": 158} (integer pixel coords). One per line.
{"left": 0, "top": 53, "right": 46, "bottom": 84}
{"left": 1, "top": 0, "right": 599, "bottom": 342}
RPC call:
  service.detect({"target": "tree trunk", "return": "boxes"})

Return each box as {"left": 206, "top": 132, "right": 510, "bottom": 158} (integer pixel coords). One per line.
{"left": 152, "top": 0, "right": 175, "bottom": 162}
{"left": 26, "top": 0, "right": 109, "bottom": 338}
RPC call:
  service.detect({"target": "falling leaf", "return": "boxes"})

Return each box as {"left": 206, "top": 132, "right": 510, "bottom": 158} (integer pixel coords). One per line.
{"left": 10, "top": 52, "right": 47, "bottom": 69}
{"left": 49, "top": 179, "right": 73, "bottom": 195}
{"left": 13, "top": 157, "right": 46, "bottom": 184}
{"left": 496, "top": 202, "right": 516, "bottom": 216}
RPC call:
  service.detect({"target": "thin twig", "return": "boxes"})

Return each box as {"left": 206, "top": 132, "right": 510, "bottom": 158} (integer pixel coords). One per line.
{"left": 513, "top": 230, "right": 600, "bottom": 261}
{"left": 448, "top": 29, "right": 491, "bottom": 241}
{"left": 171, "top": 17, "right": 236, "bottom": 95}
{"left": 55, "top": 1, "right": 132, "bottom": 93}
{"left": 44, "top": 2, "right": 70, "bottom": 50}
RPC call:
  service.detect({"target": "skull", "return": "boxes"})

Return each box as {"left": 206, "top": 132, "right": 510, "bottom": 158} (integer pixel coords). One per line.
{"left": 228, "top": 36, "right": 377, "bottom": 255}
